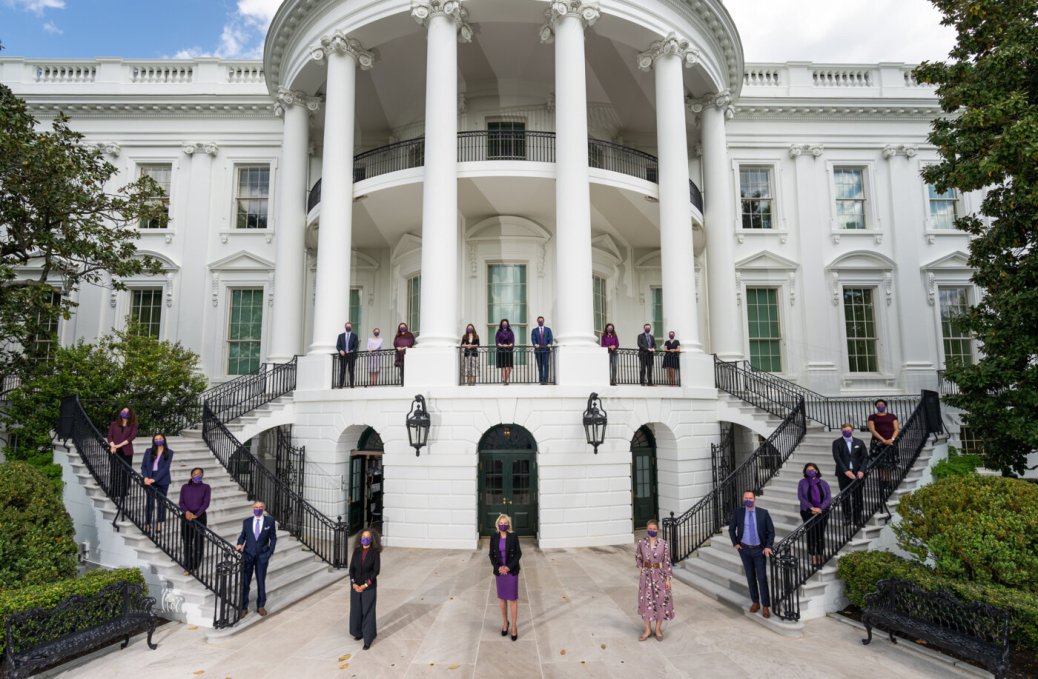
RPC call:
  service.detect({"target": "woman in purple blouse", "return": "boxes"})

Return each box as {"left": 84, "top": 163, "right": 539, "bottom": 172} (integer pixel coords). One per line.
{"left": 393, "top": 323, "right": 416, "bottom": 381}
{"left": 495, "top": 319, "right": 515, "bottom": 385}
{"left": 600, "top": 323, "right": 619, "bottom": 385}
{"left": 797, "top": 462, "right": 832, "bottom": 565}
{"left": 106, "top": 406, "right": 138, "bottom": 504}
{"left": 179, "top": 466, "right": 211, "bottom": 575}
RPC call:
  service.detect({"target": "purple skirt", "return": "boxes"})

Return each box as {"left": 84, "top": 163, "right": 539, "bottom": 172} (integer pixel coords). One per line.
{"left": 496, "top": 573, "right": 518, "bottom": 601}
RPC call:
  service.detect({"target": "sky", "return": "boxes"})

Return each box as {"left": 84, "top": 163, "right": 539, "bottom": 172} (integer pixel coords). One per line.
{"left": 0, "top": 0, "right": 956, "bottom": 64}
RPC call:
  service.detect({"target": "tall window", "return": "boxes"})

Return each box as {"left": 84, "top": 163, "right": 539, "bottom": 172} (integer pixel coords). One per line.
{"left": 939, "top": 287, "right": 973, "bottom": 366}
{"left": 834, "top": 167, "right": 867, "bottom": 230}
{"left": 650, "top": 286, "right": 663, "bottom": 337}
{"left": 227, "top": 289, "right": 263, "bottom": 375}
{"left": 138, "top": 163, "right": 172, "bottom": 229}
{"left": 487, "top": 121, "right": 526, "bottom": 160}
{"left": 350, "top": 288, "right": 362, "bottom": 335}
{"left": 406, "top": 275, "right": 421, "bottom": 335}
{"left": 746, "top": 287, "right": 782, "bottom": 372}
{"left": 130, "top": 288, "right": 163, "bottom": 338}
{"left": 487, "top": 264, "right": 527, "bottom": 342}
{"left": 235, "top": 165, "right": 270, "bottom": 229}
{"left": 739, "top": 167, "right": 773, "bottom": 229}
{"left": 32, "top": 291, "right": 62, "bottom": 363}
{"left": 843, "top": 287, "right": 878, "bottom": 373}
{"left": 927, "top": 183, "right": 959, "bottom": 229}
{"left": 592, "top": 275, "right": 607, "bottom": 339}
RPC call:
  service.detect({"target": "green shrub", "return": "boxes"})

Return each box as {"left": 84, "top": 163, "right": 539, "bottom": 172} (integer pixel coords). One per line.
{"left": 0, "top": 567, "right": 145, "bottom": 657}
{"left": 0, "top": 462, "right": 77, "bottom": 589}
{"left": 931, "top": 445, "right": 983, "bottom": 480}
{"left": 893, "top": 475, "right": 1038, "bottom": 589}
{"left": 837, "top": 551, "right": 936, "bottom": 608}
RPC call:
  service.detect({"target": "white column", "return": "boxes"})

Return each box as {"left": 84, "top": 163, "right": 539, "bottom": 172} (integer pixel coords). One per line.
{"left": 269, "top": 90, "right": 318, "bottom": 363}
{"left": 307, "top": 33, "right": 373, "bottom": 355}
{"left": 178, "top": 142, "right": 218, "bottom": 364}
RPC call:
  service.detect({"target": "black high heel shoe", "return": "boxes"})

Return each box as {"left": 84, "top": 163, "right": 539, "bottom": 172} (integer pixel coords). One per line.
{"left": 501, "top": 624, "right": 509, "bottom": 637}
{"left": 510, "top": 626, "right": 518, "bottom": 641}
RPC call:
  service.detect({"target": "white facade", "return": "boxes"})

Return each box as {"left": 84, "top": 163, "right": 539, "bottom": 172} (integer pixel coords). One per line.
{"left": 1, "top": 0, "right": 978, "bottom": 549}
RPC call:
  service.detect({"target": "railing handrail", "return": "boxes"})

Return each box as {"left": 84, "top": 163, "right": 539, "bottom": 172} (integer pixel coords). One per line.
{"left": 202, "top": 357, "right": 297, "bottom": 424}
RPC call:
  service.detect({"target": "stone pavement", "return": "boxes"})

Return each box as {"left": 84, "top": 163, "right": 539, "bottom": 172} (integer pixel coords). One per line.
{"left": 49, "top": 543, "right": 977, "bottom": 678}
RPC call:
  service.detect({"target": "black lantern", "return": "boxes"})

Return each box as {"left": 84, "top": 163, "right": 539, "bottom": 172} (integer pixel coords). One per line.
{"left": 582, "top": 392, "right": 607, "bottom": 454}
{"left": 406, "top": 394, "right": 431, "bottom": 457}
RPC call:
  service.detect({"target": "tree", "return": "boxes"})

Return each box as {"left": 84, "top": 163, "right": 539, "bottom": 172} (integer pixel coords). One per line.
{"left": 916, "top": 0, "right": 1038, "bottom": 475}
{"left": 0, "top": 83, "right": 165, "bottom": 380}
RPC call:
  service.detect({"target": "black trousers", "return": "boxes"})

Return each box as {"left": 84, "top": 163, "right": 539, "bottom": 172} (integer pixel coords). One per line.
{"left": 338, "top": 354, "right": 357, "bottom": 388}
{"left": 241, "top": 554, "right": 270, "bottom": 609}
{"left": 799, "top": 509, "right": 829, "bottom": 557}
{"left": 837, "top": 474, "right": 863, "bottom": 524}
{"left": 109, "top": 452, "right": 132, "bottom": 501}
{"left": 350, "top": 586, "right": 377, "bottom": 645}
{"left": 639, "top": 351, "right": 654, "bottom": 385}
{"left": 738, "top": 544, "right": 770, "bottom": 607}
{"left": 182, "top": 512, "right": 207, "bottom": 571}
{"left": 144, "top": 484, "right": 169, "bottom": 524}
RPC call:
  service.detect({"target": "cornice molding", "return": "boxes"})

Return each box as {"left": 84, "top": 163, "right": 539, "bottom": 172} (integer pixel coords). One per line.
{"left": 273, "top": 87, "right": 322, "bottom": 118}
{"left": 539, "top": 1, "right": 600, "bottom": 44}
{"left": 734, "top": 102, "right": 942, "bottom": 121}
{"left": 25, "top": 101, "right": 278, "bottom": 119}
{"left": 411, "top": 1, "right": 474, "bottom": 42}
{"left": 310, "top": 31, "right": 374, "bottom": 70}
{"left": 637, "top": 33, "right": 700, "bottom": 72}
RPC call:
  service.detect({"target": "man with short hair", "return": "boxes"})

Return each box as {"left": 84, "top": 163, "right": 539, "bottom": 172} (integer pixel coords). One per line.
{"left": 337, "top": 321, "right": 360, "bottom": 388}
{"left": 637, "top": 323, "right": 656, "bottom": 386}
{"left": 531, "top": 316, "right": 553, "bottom": 385}
{"left": 728, "top": 490, "right": 775, "bottom": 618}
{"left": 832, "top": 421, "right": 867, "bottom": 524}
{"left": 236, "top": 500, "right": 277, "bottom": 617}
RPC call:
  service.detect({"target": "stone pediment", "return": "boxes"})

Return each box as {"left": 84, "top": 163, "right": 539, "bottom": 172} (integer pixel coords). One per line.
{"left": 734, "top": 250, "right": 799, "bottom": 271}
{"left": 921, "top": 250, "right": 971, "bottom": 271}
{"left": 208, "top": 251, "right": 275, "bottom": 271}
{"left": 135, "top": 250, "right": 180, "bottom": 271}
{"left": 826, "top": 249, "right": 896, "bottom": 271}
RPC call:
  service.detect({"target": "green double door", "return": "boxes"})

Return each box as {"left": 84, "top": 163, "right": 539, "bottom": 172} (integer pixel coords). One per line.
{"left": 632, "top": 434, "right": 659, "bottom": 529}
{"left": 479, "top": 450, "right": 537, "bottom": 536}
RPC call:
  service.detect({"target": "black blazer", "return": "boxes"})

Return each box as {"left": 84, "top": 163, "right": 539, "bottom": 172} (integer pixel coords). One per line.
{"left": 832, "top": 436, "right": 868, "bottom": 477}
{"left": 236, "top": 515, "right": 277, "bottom": 560}
{"left": 349, "top": 547, "right": 381, "bottom": 588}
{"left": 488, "top": 532, "right": 522, "bottom": 576}
{"left": 637, "top": 333, "right": 656, "bottom": 352}
{"left": 336, "top": 332, "right": 360, "bottom": 353}
{"left": 728, "top": 507, "right": 775, "bottom": 549}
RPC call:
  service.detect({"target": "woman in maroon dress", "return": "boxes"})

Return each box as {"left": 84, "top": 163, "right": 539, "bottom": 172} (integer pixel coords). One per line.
{"left": 393, "top": 323, "right": 415, "bottom": 381}
{"left": 488, "top": 513, "right": 522, "bottom": 641}
{"left": 636, "top": 519, "right": 673, "bottom": 641}
{"left": 106, "top": 406, "right": 138, "bottom": 504}
{"left": 867, "top": 399, "right": 900, "bottom": 490}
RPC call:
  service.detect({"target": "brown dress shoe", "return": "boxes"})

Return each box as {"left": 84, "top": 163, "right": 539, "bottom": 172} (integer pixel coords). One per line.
{"left": 749, "top": 603, "right": 761, "bottom": 614}
{"left": 258, "top": 607, "right": 268, "bottom": 616}
{"left": 240, "top": 608, "right": 248, "bottom": 617}
{"left": 762, "top": 607, "right": 771, "bottom": 619}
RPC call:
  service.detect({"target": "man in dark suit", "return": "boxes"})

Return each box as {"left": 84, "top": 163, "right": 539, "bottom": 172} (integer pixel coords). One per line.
{"left": 236, "top": 500, "right": 277, "bottom": 617}
{"left": 336, "top": 321, "right": 359, "bottom": 388}
{"left": 832, "top": 421, "right": 867, "bottom": 524}
{"left": 637, "top": 323, "right": 657, "bottom": 386}
{"left": 728, "top": 490, "right": 775, "bottom": 618}
{"left": 531, "top": 316, "right": 554, "bottom": 385}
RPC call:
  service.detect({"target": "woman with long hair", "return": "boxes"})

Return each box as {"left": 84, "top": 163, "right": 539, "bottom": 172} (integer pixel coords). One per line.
{"left": 460, "top": 324, "right": 480, "bottom": 386}
{"left": 106, "top": 406, "right": 138, "bottom": 506}
{"left": 349, "top": 528, "right": 382, "bottom": 650}
{"left": 495, "top": 319, "right": 515, "bottom": 385}
{"left": 367, "top": 328, "right": 383, "bottom": 385}
{"left": 140, "top": 432, "right": 174, "bottom": 533}
{"left": 797, "top": 462, "right": 832, "bottom": 566}
{"left": 600, "top": 323, "right": 619, "bottom": 385}
{"left": 393, "top": 323, "right": 416, "bottom": 381}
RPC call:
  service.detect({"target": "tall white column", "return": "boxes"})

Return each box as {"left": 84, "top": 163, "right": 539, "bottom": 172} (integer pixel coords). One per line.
{"left": 307, "top": 33, "right": 373, "bottom": 355}
{"left": 639, "top": 34, "right": 702, "bottom": 351}
{"left": 178, "top": 142, "right": 217, "bottom": 364}
{"left": 269, "top": 89, "right": 318, "bottom": 363}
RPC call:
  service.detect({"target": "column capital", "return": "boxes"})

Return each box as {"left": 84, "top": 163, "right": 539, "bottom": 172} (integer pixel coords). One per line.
{"left": 686, "top": 89, "right": 735, "bottom": 120}
{"left": 182, "top": 142, "right": 218, "bottom": 157}
{"left": 882, "top": 143, "right": 917, "bottom": 160}
{"left": 790, "top": 143, "right": 824, "bottom": 159}
{"left": 539, "top": 1, "right": 600, "bottom": 44}
{"left": 411, "top": 1, "right": 473, "bottom": 42}
{"left": 310, "top": 31, "right": 374, "bottom": 70}
{"left": 273, "top": 88, "right": 322, "bottom": 118}
{"left": 95, "top": 142, "right": 121, "bottom": 158}
{"left": 637, "top": 33, "right": 700, "bottom": 72}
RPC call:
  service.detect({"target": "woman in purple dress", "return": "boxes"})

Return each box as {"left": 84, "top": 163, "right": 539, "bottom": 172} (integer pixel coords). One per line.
{"left": 600, "top": 323, "right": 619, "bottom": 385}
{"left": 495, "top": 320, "right": 515, "bottom": 385}
{"left": 393, "top": 323, "right": 415, "bottom": 381}
{"left": 636, "top": 519, "right": 673, "bottom": 641}
{"left": 488, "top": 513, "right": 522, "bottom": 640}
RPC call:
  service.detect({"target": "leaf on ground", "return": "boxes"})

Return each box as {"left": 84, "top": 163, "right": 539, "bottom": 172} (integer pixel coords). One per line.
{"left": 187, "top": 625, "right": 199, "bottom": 631}
{"left": 339, "top": 663, "right": 349, "bottom": 669}
{"left": 600, "top": 644, "right": 606, "bottom": 649}
{"left": 192, "top": 672, "right": 204, "bottom": 676}
{"left": 560, "top": 649, "right": 566, "bottom": 656}
{"left": 338, "top": 654, "right": 351, "bottom": 661}
{"left": 448, "top": 665, "right": 460, "bottom": 670}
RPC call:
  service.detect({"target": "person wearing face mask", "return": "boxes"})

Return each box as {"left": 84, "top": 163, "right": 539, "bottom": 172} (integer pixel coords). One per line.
{"left": 600, "top": 323, "right": 619, "bottom": 385}
{"left": 460, "top": 324, "right": 480, "bottom": 386}
{"left": 393, "top": 323, "right": 415, "bottom": 381}
{"left": 866, "top": 399, "right": 900, "bottom": 491}
{"left": 662, "top": 331, "right": 681, "bottom": 385}
{"left": 349, "top": 528, "right": 382, "bottom": 650}
{"left": 367, "top": 328, "right": 383, "bottom": 385}
{"left": 797, "top": 463, "right": 832, "bottom": 566}
{"left": 531, "top": 316, "right": 553, "bottom": 385}
{"left": 336, "top": 321, "right": 360, "bottom": 388}
{"left": 236, "top": 500, "right": 277, "bottom": 617}
{"left": 495, "top": 319, "right": 515, "bottom": 385}
{"left": 832, "top": 422, "right": 867, "bottom": 524}
{"left": 106, "top": 406, "right": 138, "bottom": 507}
{"left": 179, "top": 467, "right": 211, "bottom": 575}
{"left": 637, "top": 323, "right": 657, "bottom": 386}
{"left": 728, "top": 490, "right": 775, "bottom": 618}
{"left": 636, "top": 519, "right": 673, "bottom": 641}
{"left": 140, "top": 432, "right": 173, "bottom": 534}
{"left": 488, "top": 513, "right": 522, "bottom": 641}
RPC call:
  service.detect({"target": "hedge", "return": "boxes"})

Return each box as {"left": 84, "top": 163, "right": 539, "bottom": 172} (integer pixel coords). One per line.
{"left": 838, "top": 551, "right": 1038, "bottom": 650}
{"left": 0, "top": 567, "right": 146, "bottom": 658}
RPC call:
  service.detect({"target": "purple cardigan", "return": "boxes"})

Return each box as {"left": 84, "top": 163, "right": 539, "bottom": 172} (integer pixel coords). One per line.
{"left": 495, "top": 329, "right": 514, "bottom": 346}
{"left": 600, "top": 334, "right": 619, "bottom": 349}
{"left": 797, "top": 478, "right": 832, "bottom": 512}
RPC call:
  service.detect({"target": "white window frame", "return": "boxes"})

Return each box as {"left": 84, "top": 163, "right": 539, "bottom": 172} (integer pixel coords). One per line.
{"left": 126, "top": 286, "right": 166, "bottom": 339}
{"left": 936, "top": 285, "right": 975, "bottom": 368}
{"left": 919, "top": 161, "right": 973, "bottom": 240}
{"left": 828, "top": 259, "right": 898, "bottom": 387}
{"left": 734, "top": 162, "right": 780, "bottom": 232}
{"left": 225, "top": 286, "right": 266, "bottom": 376}
{"left": 133, "top": 159, "right": 178, "bottom": 231}
{"left": 224, "top": 158, "right": 277, "bottom": 237}
{"left": 923, "top": 258, "right": 979, "bottom": 368}
{"left": 826, "top": 161, "right": 880, "bottom": 237}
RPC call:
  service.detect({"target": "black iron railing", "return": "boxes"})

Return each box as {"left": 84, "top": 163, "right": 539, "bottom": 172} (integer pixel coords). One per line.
{"left": 769, "top": 391, "right": 943, "bottom": 622}
{"left": 274, "top": 426, "right": 305, "bottom": 499}
{"left": 59, "top": 395, "right": 242, "bottom": 628}
{"left": 664, "top": 398, "right": 807, "bottom": 563}
{"left": 612, "top": 348, "right": 681, "bottom": 386}
{"left": 711, "top": 421, "right": 736, "bottom": 488}
{"left": 353, "top": 137, "right": 426, "bottom": 181}
{"left": 329, "top": 350, "right": 404, "bottom": 389}
{"left": 458, "top": 346, "right": 555, "bottom": 385}
{"left": 937, "top": 369, "right": 960, "bottom": 396}
{"left": 203, "top": 358, "right": 297, "bottom": 424}
{"left": 458, "top": 130, "right": 556, "bottom": 162}
{"left": 307, "top": 178, "right": 321, "bottom": 212}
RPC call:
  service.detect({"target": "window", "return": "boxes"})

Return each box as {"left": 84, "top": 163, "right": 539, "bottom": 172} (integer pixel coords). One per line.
{"left": 939, "top": 287, "right": 973, "bottom": 366}
{"left": 406, "top": 275, "right": 421, "bottom": 335}
{"left": 227, "top": 289, "right": 263, "bottom": 375}
{"left": 739, "top": 167, "right": 773, "bottom": 229}
{"left": 843, "top": 287, "right": 878, "bottom": 373}
{"left": 650, "top": 286, "right": 663, "bottom": 337}
{"left": 350, "top": 288, "right": 362, "bottom": 335}
{"left": 834, "top": 167, "right": 867, "bottom": 230}
{"left": 138, "top": 163, "right": 172, "bottom": 229}
{"left": 592, "top": 275, "right": 607, "bottom": 339}
{"left": 487, "top": 264, "right": 527, "bottom": 342}
{"left": 927, "top": 183, "right": 959, "bottom": 229}
{"left": 235, "top": 165, "right": 270, "bottom": 229}
{"left": 487, "top": 121, "right": 526, "bottom": 160}
{"left": 958, "top": 426, "right": 981, "bottom": 455}
{"left": 746, "top": 287, "right": 782, "bottom": 372}
{"left": 130, "top": 289, "right": 163, "bottom": 339}
{"left": 31, "top": 291, "right": 62, "bottom": 363}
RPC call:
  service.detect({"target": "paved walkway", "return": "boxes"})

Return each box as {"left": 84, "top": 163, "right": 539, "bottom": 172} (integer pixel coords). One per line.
{"left": 51, "top": 544, "right": 976, "bottom": 678}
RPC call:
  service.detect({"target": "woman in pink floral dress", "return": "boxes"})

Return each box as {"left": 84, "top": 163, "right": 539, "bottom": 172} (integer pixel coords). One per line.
{"left": 636, "top": 519, "right": 674, "bottom": 641}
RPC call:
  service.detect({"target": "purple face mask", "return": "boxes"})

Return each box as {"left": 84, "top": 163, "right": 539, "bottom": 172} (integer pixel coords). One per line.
{"left": 743, "top": 499, "right": 754, "bottom": 508}
{"left": 498, "top": 523, "right": 509, "bottom": 532}
{"left": 360, "top": 537, "right": 372, "bottom": 546}
{"left": 647, "top": 529, "right": 658, "bottom": 537}
{"left": 253, "top": 508, "right": 264, "bottom": 517}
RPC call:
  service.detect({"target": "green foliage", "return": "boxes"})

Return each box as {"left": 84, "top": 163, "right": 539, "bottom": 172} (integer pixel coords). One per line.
{"left": 0, "top": 568, "right": 145, "bottom": 657}
{"left": 0, "top": 462, "right": 77, "bottom": 590}
{"left": 893, "top": 475, "right": 1038, "bottom": 589}
{"left": 931, "top": 445, "right": 984, "bottom": 480}
{"left": 915, "top": 1, "right": 1038, "bottom": 475}
{"left": 0, "top": 83, "right": 165, "bottom": 382}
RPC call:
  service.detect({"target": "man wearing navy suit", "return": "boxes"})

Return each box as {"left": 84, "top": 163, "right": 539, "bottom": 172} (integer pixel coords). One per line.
{"left": 531, "top": 316, "right": 553, "bottom": 385}
{"left": 637, "top": 324, "right": 657, "bottom": 386}
{"left": 236, "top": 500, "right": 277, "bottom": 617}
{"left": 832, "top": 421, "right": 868, "bottom": 524}
{"left": 728, "top": 490, "right": 776, "bottom": 618}
{"left": 336, "top": 321, "right": 360, "bottom": 388}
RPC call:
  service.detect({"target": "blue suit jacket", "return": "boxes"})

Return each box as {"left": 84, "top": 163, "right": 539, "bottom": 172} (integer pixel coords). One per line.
{"left": 139, "top": 447, "right": 173, "bottom": 487}
{"left": 531, "top": 326, "right": 553, "bottom": 348}
{"left": 728, "top": 506, "right": 775, "bottom": 549}
{"left": 336, "top": 332, "right": 359, "bottom": 353}
{"left": 237, "top": 515, "right": 277, "bottom": 560}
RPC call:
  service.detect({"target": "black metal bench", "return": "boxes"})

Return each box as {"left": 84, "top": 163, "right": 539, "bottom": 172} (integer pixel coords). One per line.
{"left": 3, "top": 581, "right": 158, "bottom": 679}
{"left": 861, "top": 578, "right": 1011, "bottom": 679}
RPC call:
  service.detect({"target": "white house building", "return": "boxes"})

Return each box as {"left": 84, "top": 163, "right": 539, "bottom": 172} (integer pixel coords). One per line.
{"left": 2, "top": 0, "right": 977, "bottom": 556}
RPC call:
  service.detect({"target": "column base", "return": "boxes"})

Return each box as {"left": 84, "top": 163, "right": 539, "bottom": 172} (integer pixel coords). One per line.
{"left": 296, "top": 353, "right": 333, "bottom": 392}
{"left": 679, "top": 351, "right": 716, "bottom": 390}
{"left": 554, "top": 344, "right": 609, "bottom": 387}
{"left": 404, "top": 346, "right": 460, "bottom": 388}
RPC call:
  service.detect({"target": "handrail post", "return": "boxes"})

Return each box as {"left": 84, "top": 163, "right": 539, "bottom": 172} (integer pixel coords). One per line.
{"left": 668, "top": 511, "right": 677, "bottom": 564}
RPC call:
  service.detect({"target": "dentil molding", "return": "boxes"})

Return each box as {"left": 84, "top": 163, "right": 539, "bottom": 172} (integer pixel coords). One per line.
{"left": 411, "top": 1, "right": 474, "bottom": 43}
{"left": 540, "top": 1, "right": 600, "bottom": 44}
{"left": 637, "top": 33, "right": 700, "bottom": 72}
{"left": 273, "top": 88, "right": 322, "bottom": 118}
{"left": 310, "top": 31, "right": 374, "bottom": 70}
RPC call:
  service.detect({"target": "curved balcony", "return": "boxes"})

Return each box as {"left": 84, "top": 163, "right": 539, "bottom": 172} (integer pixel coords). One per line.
{"left": 306, "top": 131, "right": 704, "bottom": 213}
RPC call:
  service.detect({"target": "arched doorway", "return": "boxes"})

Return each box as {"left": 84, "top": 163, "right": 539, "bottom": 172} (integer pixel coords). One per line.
{"left": 348, "top": 427, "right": 384, "bottom": 535}
{"left": 631, "top": 426, "right": 659, "bottom": 529}
{"left": 478, "top": 424, "right": 538, "bottom": 537}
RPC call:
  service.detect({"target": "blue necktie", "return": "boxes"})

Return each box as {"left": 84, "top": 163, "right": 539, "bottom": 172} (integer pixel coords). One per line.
{"left": 254, "top": 519, "right": 261, "bottom": 540}
{"left": 746, "top": 511, "right": 758, "bottom": 545}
